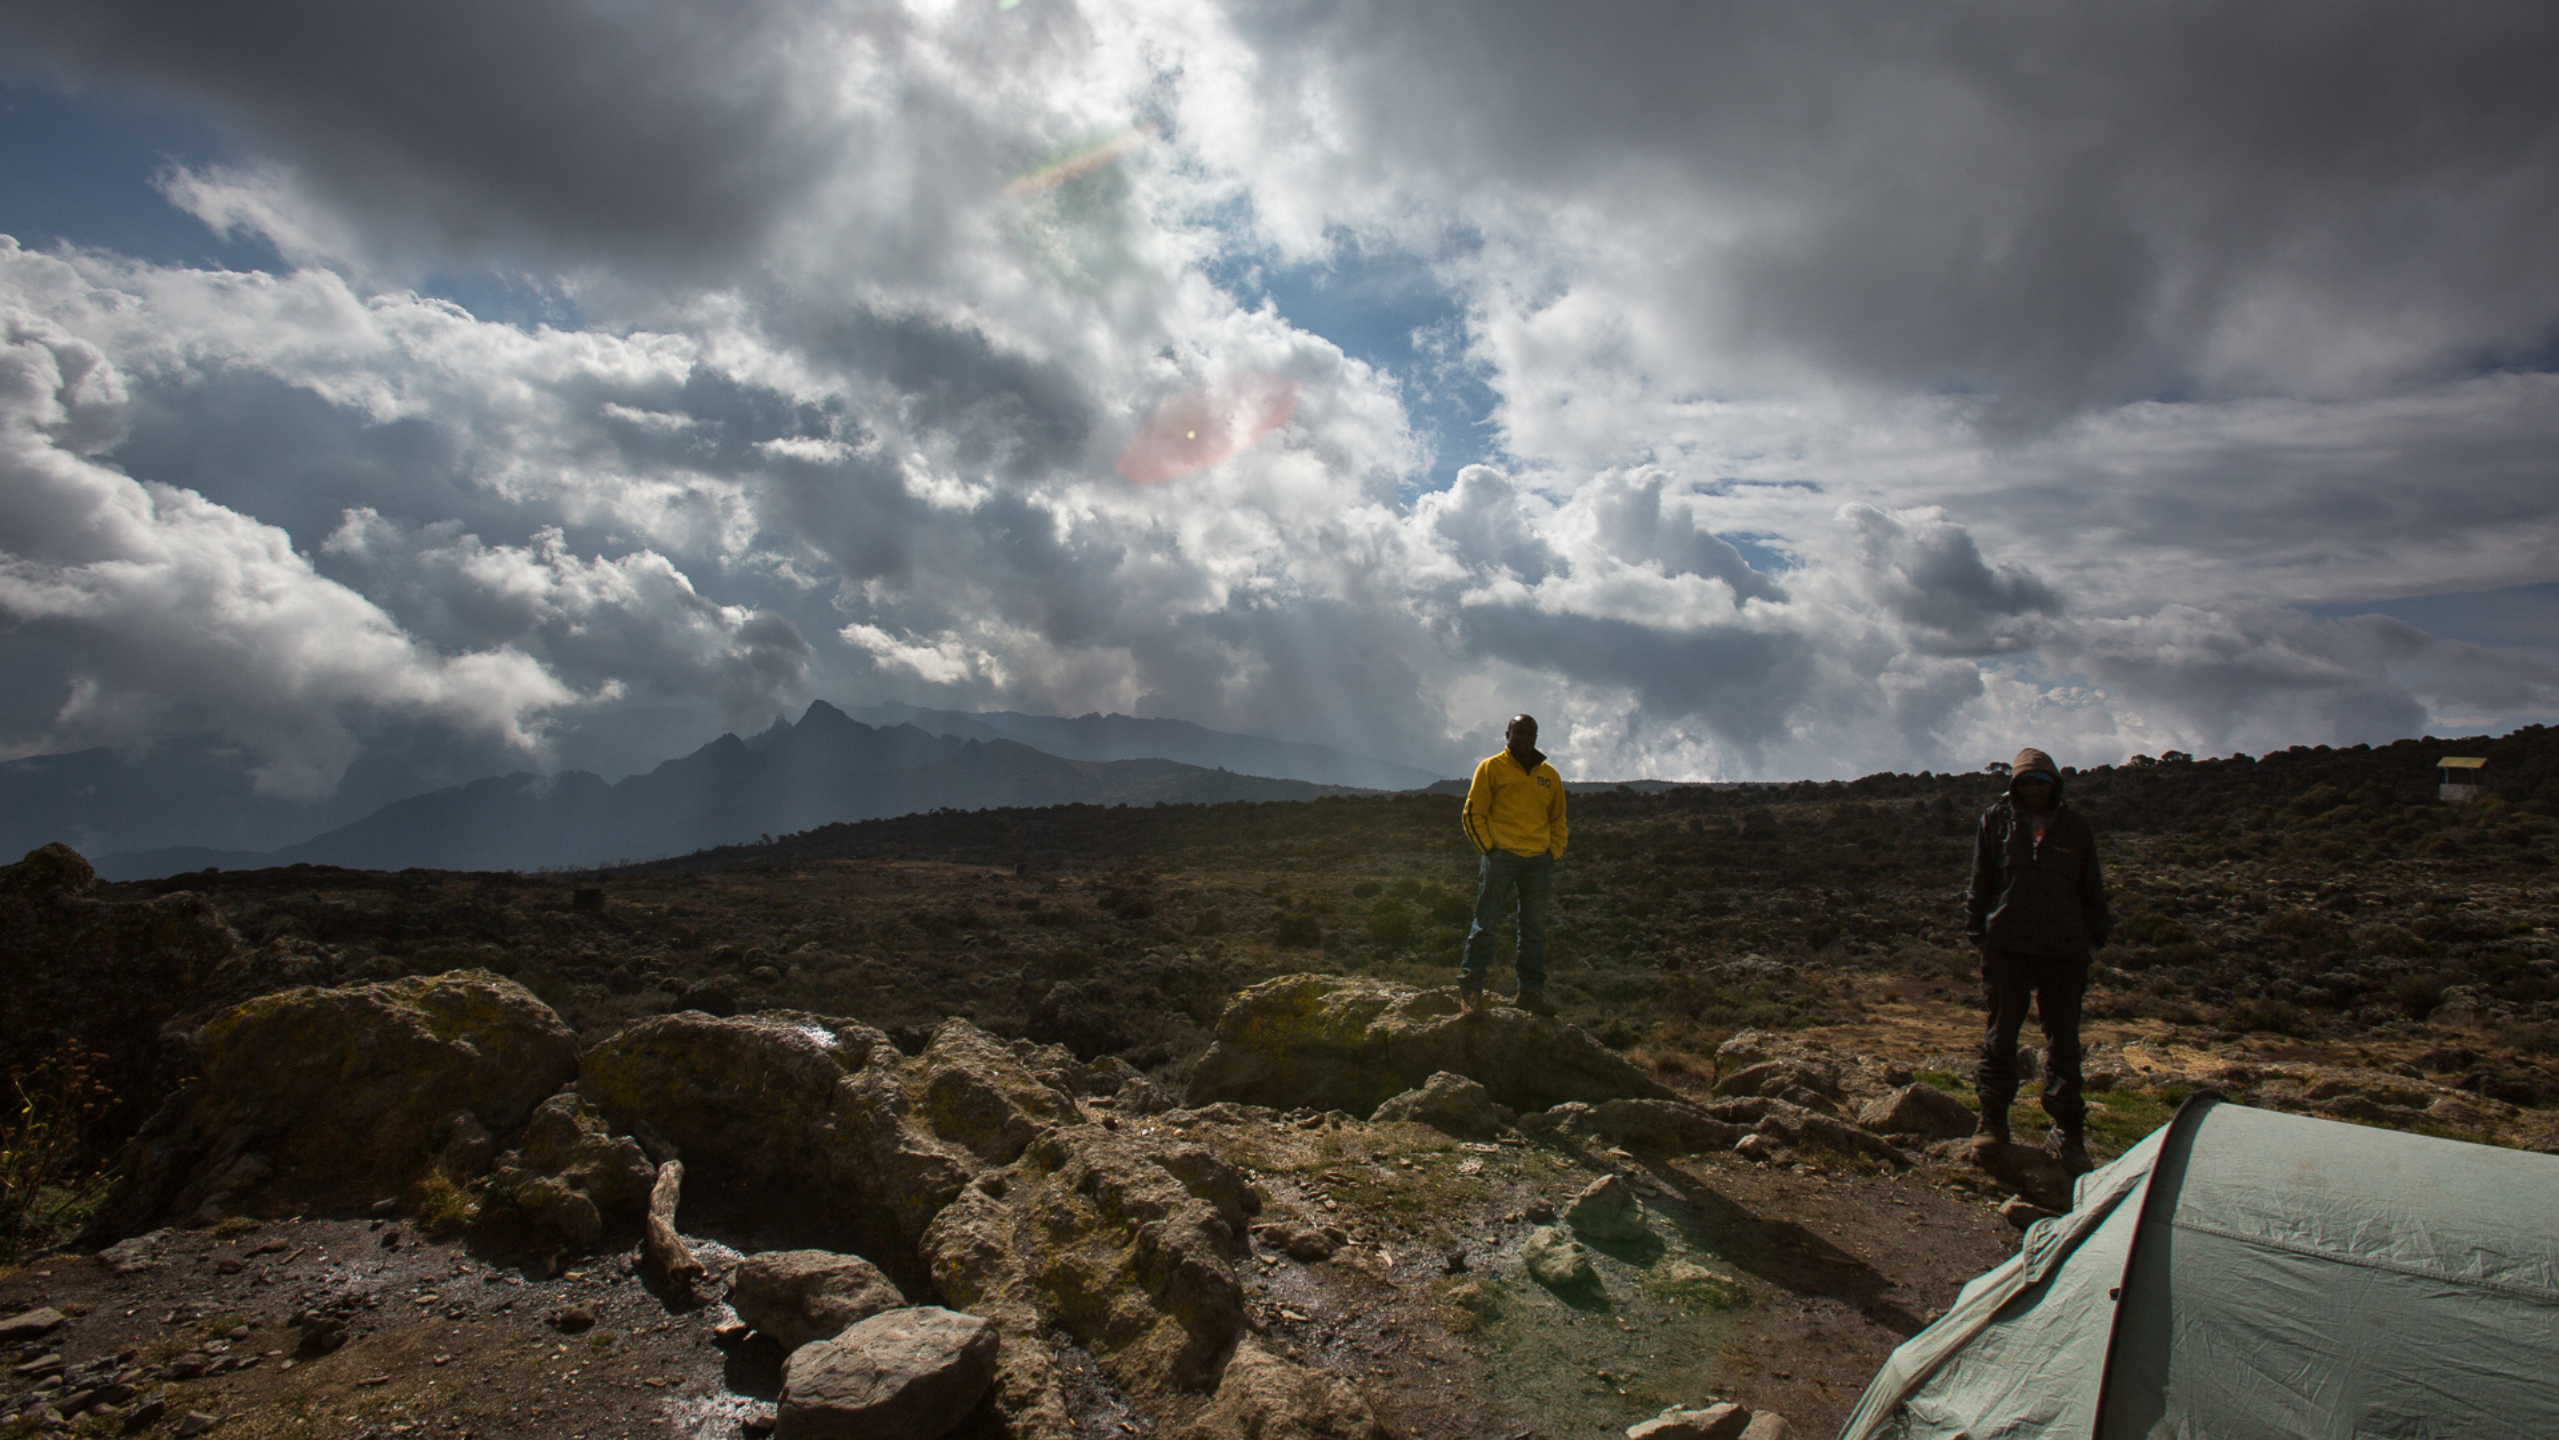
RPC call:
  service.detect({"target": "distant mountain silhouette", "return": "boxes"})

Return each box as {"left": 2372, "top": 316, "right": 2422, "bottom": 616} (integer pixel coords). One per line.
{"left": 94, "top": 702, "right": 1375, "bottom": 878}
{"left": 0, "top": 731, "right": 533, "bottom": 861}
{"left": 849, "top": 703, "right": 1448, "bottom": 792}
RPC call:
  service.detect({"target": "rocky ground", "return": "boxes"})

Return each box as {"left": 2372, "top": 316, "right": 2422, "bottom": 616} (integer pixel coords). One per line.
{"left": 1, "top": 1033, "right": 2024, "bottom": 1440}
{"left": 5, "top": 726, "right": 2555, "bottom": 1439}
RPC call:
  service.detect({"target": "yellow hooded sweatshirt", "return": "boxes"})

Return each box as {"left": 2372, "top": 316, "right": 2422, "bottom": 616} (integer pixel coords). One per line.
{"left": 1463, "top": 746, "right": 1567, "bottom": 858}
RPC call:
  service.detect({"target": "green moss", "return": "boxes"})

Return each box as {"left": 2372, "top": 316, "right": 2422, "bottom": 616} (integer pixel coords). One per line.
{"left": 1640, "top": 1259, "right": 1748, "bottom": 1309}
{"left": 2085, "top": 1088, "right": 2179, "bottom": 1150}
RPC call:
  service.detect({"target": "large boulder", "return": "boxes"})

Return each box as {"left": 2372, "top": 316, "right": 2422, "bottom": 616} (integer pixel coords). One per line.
{"left": 1183, "top": 1340, "right": 1388, "bottom": 1440}
{"left": 734, "top": 1250, "right": 908, "bottom": 1350}
{"left": 924, "top": 1123, "right": 1258, "bottom": 1434}
{"left": 90, "top": 971, "right": 578, "bottom": 1234}
{"left": 488, "top": 1089, "right": 657, "bottom": 1247}
{"left": 777, "top": 1306, "right": 999, "bottom": 1440}
{"left": 1186, "top": 975, "right": 1677, "bottom": 1117}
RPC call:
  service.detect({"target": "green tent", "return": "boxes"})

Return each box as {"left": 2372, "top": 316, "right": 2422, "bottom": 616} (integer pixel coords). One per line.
{"left": 1839, "top": 1096, "right": 2559, "bottom": 1438}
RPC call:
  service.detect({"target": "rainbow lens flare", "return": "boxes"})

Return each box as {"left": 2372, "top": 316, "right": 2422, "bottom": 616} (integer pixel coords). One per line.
{"left": 1003, "top": 124, "right": 1156, "bottom": 199}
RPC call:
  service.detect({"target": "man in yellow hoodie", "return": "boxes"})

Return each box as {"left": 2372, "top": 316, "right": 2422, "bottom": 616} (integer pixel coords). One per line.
{"left": 1460, "top": 713, "right": 1568, "bottom": 1016}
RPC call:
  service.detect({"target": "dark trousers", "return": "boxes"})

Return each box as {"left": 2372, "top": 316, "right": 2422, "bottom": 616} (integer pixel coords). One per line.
{"left": 1461, "top": 850, "right": 1551, "bottom": 995}
{"left": 1975, "top": 947, "right": 2090, "bottom": 1133}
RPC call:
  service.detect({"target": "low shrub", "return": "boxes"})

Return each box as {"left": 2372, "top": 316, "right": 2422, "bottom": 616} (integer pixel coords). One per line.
{"left": 1, "top": 1041, "right": 120, "bottom": 1261}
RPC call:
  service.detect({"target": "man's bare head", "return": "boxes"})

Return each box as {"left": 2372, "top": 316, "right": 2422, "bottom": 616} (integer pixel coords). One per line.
{"left": 1506, "top": 714, "right": 1539, "bottom": 751}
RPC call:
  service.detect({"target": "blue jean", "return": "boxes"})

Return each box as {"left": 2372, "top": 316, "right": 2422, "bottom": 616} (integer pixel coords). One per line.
{"left": 1461, "top": 850, "right": 1552, "bottom": 994}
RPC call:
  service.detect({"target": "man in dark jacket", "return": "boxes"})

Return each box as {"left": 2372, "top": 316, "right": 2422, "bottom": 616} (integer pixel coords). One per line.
{"left": 1965, "top": 746, "right": 2112, "bottom": 1173}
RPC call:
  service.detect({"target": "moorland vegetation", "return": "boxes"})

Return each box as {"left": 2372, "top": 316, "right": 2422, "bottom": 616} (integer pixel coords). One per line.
{"left": 3, "top": 726, "right": 2554, "bottom": 1439}
{"left": 11, "top": 724, "right": 2552, "bottom": 1258}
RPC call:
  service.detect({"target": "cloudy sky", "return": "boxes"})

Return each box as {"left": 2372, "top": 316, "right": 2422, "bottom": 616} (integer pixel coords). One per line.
{"left": 3, "top": 0, "right": 2555, "bottom": 797}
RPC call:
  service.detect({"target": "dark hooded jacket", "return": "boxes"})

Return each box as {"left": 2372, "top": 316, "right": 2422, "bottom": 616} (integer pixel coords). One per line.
{"left": 1965, "top": 748, "right": 2111, "bottom": 959}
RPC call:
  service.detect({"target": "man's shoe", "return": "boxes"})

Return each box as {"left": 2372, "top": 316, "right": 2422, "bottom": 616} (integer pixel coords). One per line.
{"left": 2050, "top": 1127, "right": 2094, "bottom": 1175}
{"left": 1972, "top": 1111, "right": 2011, "bottom": 1149}
{"left": 1512, "top": 989, "right": 1557, "bottom": 1016}
{"left": 1460, "top": 989, "right": 1487, "bottom": 1016}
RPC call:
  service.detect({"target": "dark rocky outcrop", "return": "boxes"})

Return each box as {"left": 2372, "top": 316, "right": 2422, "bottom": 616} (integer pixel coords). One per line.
{"left": 578, "top": 1011, "right": 1075, "bottom": 1291}
{"left": 1, "top": 844, "right": 249, "bottom": 1154}
{"left": 88, "top": 971, "right": 579, "bottom": 1236}
{"left": 580, "top": 1007, "right": 1260, "bottom": 1440}
{"left": 488, "top": 1090, "right": 658, "bottom": 1247}
{"left": 1185, "top": 974, "right": 1678, "bottom": 1117}
{"left": 924, "top": 1123, "right": 1259, "bottom": 1434}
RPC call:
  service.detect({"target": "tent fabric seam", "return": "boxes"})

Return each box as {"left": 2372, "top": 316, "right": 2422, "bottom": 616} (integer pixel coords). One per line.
{"left": 2166, "top": 1216, "right": 2559, "bottom": 1304}
{"left": 2086, "top": 1093, "right": 2222, "bottom": 1435}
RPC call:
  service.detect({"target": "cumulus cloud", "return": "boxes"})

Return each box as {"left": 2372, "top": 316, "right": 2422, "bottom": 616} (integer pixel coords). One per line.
{"left": 2059, "top": 605, "right": 2559, "bottom": 759}
{"left": 0, "top": 300, "right": 578, "bottom": 795}
{"left": 1420, "top": 465, "right": 1560, "bottom": 583}
{"left": 2, "top": 0, "right": 2554, "bottom": 802}
{"left": 1578, "top": 470, "right": 1786, "bottom": 605}
{"left": 1836, "top": 503, "right": 2060, "bottom": 650}
{"left": 1230, "top": 2, "right": 2559, "bottom": 416}
{"left": 321, "top": 511, "right": 812, "bottom": 727}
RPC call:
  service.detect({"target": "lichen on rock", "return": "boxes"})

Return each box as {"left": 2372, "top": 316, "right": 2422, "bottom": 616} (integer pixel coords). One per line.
{"left": 1186, "top": 974, "right": 1677, "bottom": 1117}
{"left": 924, "top": 1122, "right": 1259, "bottom": 1437}
{"left": 732, "top": 1249, "right": 907, "bottom": 1350}
{"left": 1181, "top": 1339, "right": 1387, "bottom": 1440}
{"left": 487, "top": 1089, "right": 657, "bottom": 1248}
{"left": 88, "top": 969, "right": 579, "bottom": 1235}
{"left": 1523, "top": 1225, "right": 1600, "bottom": 1292}
{"left": 1371, "top": 1070, "right": 1516, "bottom": 1138}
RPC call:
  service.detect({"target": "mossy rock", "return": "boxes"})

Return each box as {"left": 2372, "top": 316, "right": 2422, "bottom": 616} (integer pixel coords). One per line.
{"left": 93, "top": 970, "right": 577, "bottom": 1234}
{"left": 487, "top": 1089, "right": 656, "bottom": 1248}
{"left": 1185, "top": 973, "right": 1676, "bottom": 1117}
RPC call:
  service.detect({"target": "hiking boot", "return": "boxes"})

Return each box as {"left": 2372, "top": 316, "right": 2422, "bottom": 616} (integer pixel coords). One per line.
{"left": 1972, "top": 1111, "right": 2011, "bottom": 1150}
{"left": 1460, "top": 989, "right": 1487, "bottom": 1017}
{"left": 1512, "top": 989, "right": 1557, "bottom": 1016}
{"left": 2049, "top": 1126, "right": 2094, "bottom": 1175}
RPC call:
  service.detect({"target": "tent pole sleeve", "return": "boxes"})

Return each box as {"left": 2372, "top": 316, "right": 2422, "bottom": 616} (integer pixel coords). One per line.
{"left": 2088, "top": 1091, "right": 2223, "bottom": 1439}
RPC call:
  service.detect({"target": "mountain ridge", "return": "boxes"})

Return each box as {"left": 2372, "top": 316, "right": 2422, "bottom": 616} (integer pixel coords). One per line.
{"left": 847, "top": 701, "right": 1448, "bottom": 791}
{"left": 92, "top": 705, "right": 1382, "bottom": 878}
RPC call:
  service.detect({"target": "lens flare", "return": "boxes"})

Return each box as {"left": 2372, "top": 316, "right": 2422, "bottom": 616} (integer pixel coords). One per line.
{"left": 1002, "top": 123, "right": 1157, "bottom": 199}
{"left": 1117, "top": 372, "right": 1301, "bottom": 485}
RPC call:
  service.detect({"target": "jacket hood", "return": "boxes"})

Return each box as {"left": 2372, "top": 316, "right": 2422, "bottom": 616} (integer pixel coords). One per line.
{"left": 2008, "top": 747, "right": 2065, "bottom": 801}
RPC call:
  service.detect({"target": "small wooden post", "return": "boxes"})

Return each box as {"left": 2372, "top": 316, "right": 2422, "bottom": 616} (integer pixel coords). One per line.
{"left": 644, "top": 1160, "right": 708, "bottom": 1298}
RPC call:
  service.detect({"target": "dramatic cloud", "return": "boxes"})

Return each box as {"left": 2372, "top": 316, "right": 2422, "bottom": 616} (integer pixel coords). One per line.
{"left": 1, "top": 0, "right": 2553, "bottom": 797}
{"left": 0, "top": 290, "right": 578, "bottom": 794}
